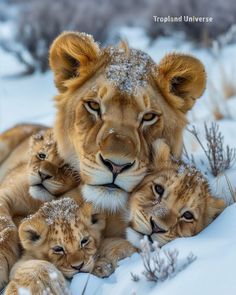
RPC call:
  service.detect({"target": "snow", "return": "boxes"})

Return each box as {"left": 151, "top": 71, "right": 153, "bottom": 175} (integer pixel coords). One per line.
{"left": 71, "top": 204, "right": 236, "bottom": 295}
{"left": 40, "top": 198, "right": 79, "bottom": 225}
{"left": 106, "top": 47, "right": 153, "bottom": 94}
{"left": 1, "top": 23, "right": 236, "bottom": 294}
{"left": 18, "top": 287, "right": 31, "bottom": 295}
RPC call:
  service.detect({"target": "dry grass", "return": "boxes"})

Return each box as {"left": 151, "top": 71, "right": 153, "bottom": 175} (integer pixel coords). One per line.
{"left": 131, "top": 237, "right": 196, "bottom": 284}
{"left": 188, "top": 123, "right": 236, "bottom": 177}
{"left": 224, "top": 173, "right": 236, "bottom": 203}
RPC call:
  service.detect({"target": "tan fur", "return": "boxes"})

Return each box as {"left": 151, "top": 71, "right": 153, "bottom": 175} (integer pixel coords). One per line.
{"left": 93, "top": 238, "right": 137, "bottom": 278}
{"left": 0, "top": 130, "right": 78, "bottom": 289}
{"left": 0, "top": 124, "right": 47, "bottom": 181}
{"left": 126, "top": 140, "right": 226, "bottom": 248}
{"left": 49, "top": 31, "right": 206, "bottom": 214}
{"left": 156, "top": 53, "right": 206, "bottom": 113}
{"left": 0, "top": 123, "right": 46, "bottom": 164}
{"left": 5, "top": 198, "right": 106, "bottom": 294}
{"left": 0, "top": 32, "right": 206, "bottom": 233}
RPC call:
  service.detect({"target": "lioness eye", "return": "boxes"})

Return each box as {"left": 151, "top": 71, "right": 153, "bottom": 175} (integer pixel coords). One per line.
{"left": 142, "top": 113, "right": 158, "bottom": 125}
{"left": 154, "top": 184, "right": 164, "bottom": 196}
{"left": 182, "top": 211, "right": 194, "bottom": 220}
{"left": 85, "top": 101, "right": 100, "bottom": 115}
{"left": 37, "top": 152, "right": 46, "bottom": 160}
{"left": 52, "top": 246, "right": 65, "bottom": 254}
{"left": 81, "top": 237, "right": 89, "bottom": 247}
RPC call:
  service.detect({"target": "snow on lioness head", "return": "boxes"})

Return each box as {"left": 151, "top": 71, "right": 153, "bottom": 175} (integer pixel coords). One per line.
{"left": 49, "top": 31, "right": 206, "bottom": 212}
{"left": 126, "top": 140, "right": 226, "bottom": 248}
{"left": 19, "top": 198, "right": 106, "bottom": 278}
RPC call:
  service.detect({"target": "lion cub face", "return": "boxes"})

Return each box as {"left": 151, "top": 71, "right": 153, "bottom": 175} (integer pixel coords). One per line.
{"left": 126, "top": 141, "right": 225, "bottom": 248}
{"left": 19, "top": 198, "right": 105, "bottom": 278}
{"left": 28, "top": 129, "right": 79, "bottom": 201}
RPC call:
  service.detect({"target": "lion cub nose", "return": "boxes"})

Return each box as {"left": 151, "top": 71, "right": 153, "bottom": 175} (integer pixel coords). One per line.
{"left": 38, "top": 171, "right": 52, "bottom": 181}
{"left": 100, "top": 155, "right": 134, "bottom": 175}
{"left": 150, "top": 218, "right": 167, "bottom": 234}
{"left": 71, "top": 262, "right": 84, "bottom": 271}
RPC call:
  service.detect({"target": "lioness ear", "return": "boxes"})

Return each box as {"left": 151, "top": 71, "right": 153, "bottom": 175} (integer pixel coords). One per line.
{"left": 19, "top": 214, "right": 48, "bottom": 250}
{"left": 49, "top": 31, "right": 100, "bottom": 92}
{"left": 207, "top": 197, "right": 226, "bottom": 221}
{"left": 152, "top": 139, "right": 172, "bottom": 170}
{"left": 156, "top": 53, "right": 206, "bottom": 113}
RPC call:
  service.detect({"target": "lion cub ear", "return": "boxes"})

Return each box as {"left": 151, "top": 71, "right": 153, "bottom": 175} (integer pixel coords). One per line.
{"left": 91, "top": 213, "right": 106, "bottom": 231}
{"left": 156, "top": 53, "right": 206, "bottom": 113}
{"left": 151, "top": 139, "right": 172, "bottom": 170}
{"left": 207, "top": 197, "right": 226, "bottom": 221}
{"left": 81, "top": 203, "right": 106, "bottom": 231}
{"left": 19, "top": 213, "right": 48, "bottom": 250}
{"left": 49, "top": 31, "right": 100, "bottom": 92}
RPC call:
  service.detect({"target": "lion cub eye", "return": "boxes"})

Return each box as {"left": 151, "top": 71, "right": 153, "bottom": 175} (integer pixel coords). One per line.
{"left": 182, "top": 211, "right": 194, "bottom": 221}
{"left": 142, "top": 113, "right": 158, "bottom": 126}
{"left": 85, "top": 101, "right": 100, "bottom": 116}
{"left": 81, "top": 237, "right": 89, "bottom": 248}
{"left": 52, "top": 245, "right": 65, "bottom": 254}
{"left": 154, "top": 184, "right": 165, "bottom": 197}
{"left": 37, "top": 152, "right": 46, "bottom": 160}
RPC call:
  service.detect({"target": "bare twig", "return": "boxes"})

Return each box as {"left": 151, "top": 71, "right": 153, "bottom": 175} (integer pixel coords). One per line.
{"left": 224, "top": 173, "right": 236, "bottom": 203}
{"left": 131, "top": 237, "right": 196, "bottom": 284}
{"left": 188, "top": 123, "right": 236, "bottom": 176}
{"left": 182, "top": 144, "right": 196, "bottom": 167}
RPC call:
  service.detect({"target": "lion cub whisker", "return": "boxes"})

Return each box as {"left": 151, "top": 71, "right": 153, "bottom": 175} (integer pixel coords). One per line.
{"left": 126, "top": 140, "right": 226, "bottom": 249}
{"left": 0, "top": 129, "right": 79, "bottom": 289}
{"left": 5, "top": 198, "right": 106, "bottom": 294}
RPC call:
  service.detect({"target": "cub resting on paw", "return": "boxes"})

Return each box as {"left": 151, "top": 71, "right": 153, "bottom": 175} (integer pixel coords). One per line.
{"left": 0, "top": 129, "right": 79, "bottom": 289}
{"left": 126, "top": 140, "right": 226, "bottom": 248}
{"left": 5, "top": 198, "right": 106, "bottom": 295}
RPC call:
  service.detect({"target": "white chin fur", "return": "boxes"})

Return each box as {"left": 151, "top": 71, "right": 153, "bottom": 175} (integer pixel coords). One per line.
{"left": 82, "top": 184, "right": 128, "bottom": 213}
{"left": 126, "top": 227, "right": 143, "bottom": 249}
{"left": 29, "top": 186, "right": 54, "bottom": 202}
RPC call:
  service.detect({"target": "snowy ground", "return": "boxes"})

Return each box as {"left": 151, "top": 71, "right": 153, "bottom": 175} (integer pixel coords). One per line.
{"left": 1, "top": 25, "right": 236, "bottom": 294}
{"left": 71, "top": 203, "right": 236, "bottom": 295}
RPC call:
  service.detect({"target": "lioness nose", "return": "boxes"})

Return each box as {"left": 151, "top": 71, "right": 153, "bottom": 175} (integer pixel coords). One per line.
{"left": 100, "top": 155, "right": 134, "bottom": 175}
{"left": 38, "top": 171, "right": 52, "bottom": 181}
{"left": 150, "top": 218, "right": 167, "bottom": 234}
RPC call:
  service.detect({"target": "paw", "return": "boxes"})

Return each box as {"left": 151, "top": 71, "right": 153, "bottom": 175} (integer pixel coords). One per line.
{"left": 0, "top": 224, "right": 19, "bottom": 289}
{"left": 5, "top": 260, "right": 71, "bottom": 295}
{"left": 92, "top": 258, "right": 115, "bottom": 278}
{"left": 0, "top": 253, "right": 8, "bottom": 290}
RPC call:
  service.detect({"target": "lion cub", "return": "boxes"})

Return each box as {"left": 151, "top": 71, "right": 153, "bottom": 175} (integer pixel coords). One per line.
{"left": 0, "top": 129, "right": 79, "bottom": 289}
{"left": 126, "top": 140, "right": 226, "bottom": 248}
{"left": 5, "top": 198, "right": 106, "bottom": 295}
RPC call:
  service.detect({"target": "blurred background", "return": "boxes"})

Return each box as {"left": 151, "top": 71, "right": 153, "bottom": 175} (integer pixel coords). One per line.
{"left": 0, "top": 0, "right": 236, "bottom": 201}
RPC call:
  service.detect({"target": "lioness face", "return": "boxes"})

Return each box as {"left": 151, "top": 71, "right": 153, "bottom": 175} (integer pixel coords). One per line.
{"left": 28, "top": 129, "right": 79, "bottom": 202}
{"left": 126, "top": 142, "right": 225, "bottom": 248}
{"left": 50, "top": 32, "right": 206, "bottom": 211}
{"left": 19, "top": 198, "right": 106, "bottom": 278}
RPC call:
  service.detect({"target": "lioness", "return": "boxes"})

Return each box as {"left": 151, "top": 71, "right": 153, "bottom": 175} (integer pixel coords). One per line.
{"left": 0, "top": 129, "right": 79, "bottom": 289}
{"left": 0, "top": 32, "right": 206, "bottom": 213}
{"left": 126, "top": 140, "right": 226, "bottom": 248}
{"left": 49, "top": 31, "right": 206, "bottom": 212}
{"left": 5, "top": 198, "right": 106, "bottom": 295}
